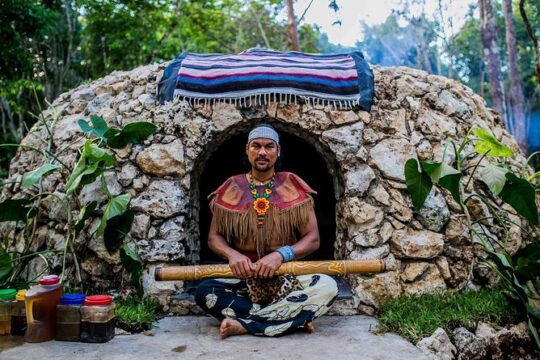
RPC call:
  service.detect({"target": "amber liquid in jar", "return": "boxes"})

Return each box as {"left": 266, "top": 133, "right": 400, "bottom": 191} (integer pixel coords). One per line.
{"left": 10, "top": 300, "right": 26, "bottom": 336}
{"left": 24, "top": 276, "right": 62, "bottom": 343}
{"left": 80, "top": 318, "right": 115, "bottom": 343}
{"left": 80, "top": 295, "right": 115, "bottom": 343}
{"left": 0, "top": 301, "right": 11, "bottom": 335}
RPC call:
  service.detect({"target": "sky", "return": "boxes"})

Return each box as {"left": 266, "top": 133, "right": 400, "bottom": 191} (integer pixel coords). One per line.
{"left": 295, "top": 0, "right": 477, "bottom": 47}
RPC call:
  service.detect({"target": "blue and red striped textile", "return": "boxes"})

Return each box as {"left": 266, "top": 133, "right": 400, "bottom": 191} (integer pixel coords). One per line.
{"left": 158, "top": 49, "right": 374, "bottom": 111}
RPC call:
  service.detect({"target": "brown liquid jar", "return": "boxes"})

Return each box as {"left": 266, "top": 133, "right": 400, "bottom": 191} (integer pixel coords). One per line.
{"left": 0, "top": 289, "right": 16, "bottom": 335}
{"left": 10, "top": 290, "right": 27, "bottom": 336}
{"left": 80, "top": 295, "right": 115, "bottom": 343}
{"left": 24, "top": 275, "right": 63, "bottom": 343}
{"left": 56, "top": 293, "right": 85, "bottom": 341}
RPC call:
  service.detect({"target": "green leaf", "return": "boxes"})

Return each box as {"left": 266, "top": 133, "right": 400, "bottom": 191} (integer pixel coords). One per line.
{"left": 65, "top": 141, "right": 115, "bottom": 195}
{"left": 74, "top": 201, "right": 98, "bottom": 238}
{"left": 474, "top": 128, "right": 514, "bottom": 157}
{"left": 499, "top": 173, "right": 539, "bottom": 225}
{"left": 105, "top": 122, "right": 157, "bottom": 149}
{"left": 22, "top": 163, "right": 60, "bottom": 188}
{"left": 0, "top": 199, "right": 33, "bottom": 221}
{"left": 527, "top": 318, "right": 540, "bottom": 347}
{"left": 485, "top": 249, "right": 514, "bottom": 273}
{"left": 95, "top": 194, "right": 131, "bottom": 237}
{"left": 85, "top": 142, "right": 115, "bottom": 165}
{"left": 78, "top": 115, "right": 109, "bottom": 139}
{"left": 514, "top": 242, "right": 540, "bottom": 282}
{"left": 480, "top": 163, "right": 508, "bottom": 196}
{"left": 421, "top": 160, "right": 463, "bottom": 203}
{"left": 104, "top": 210, "right": 135, "bottom": 254}
{"left": 439, "top": 173, "right": 463, "bottom": 204}
{"left": 0, "top": 248, "right": 13, "bottom": 284}
{"left": 404, "top": 159, "right": 433, "bottom": 211}
{"left": 120, "top": 243, "right": 143, "bottom": 294}
{"left": 421, "top": 161, "right": 461, "bottom": 183}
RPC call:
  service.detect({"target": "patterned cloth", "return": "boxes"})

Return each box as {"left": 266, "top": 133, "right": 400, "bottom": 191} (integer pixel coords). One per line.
{"left": 157, "top": 48, "right": 374, "bottom": 111}
{"left": 194, "top": 274, "right": 338, "bottom": 337}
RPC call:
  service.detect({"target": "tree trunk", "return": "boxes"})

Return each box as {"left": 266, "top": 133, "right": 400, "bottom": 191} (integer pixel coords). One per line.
{"left": 519, "top": 0, "right": 540, "bottom": 100}
{"left": 479, "top": 0, "right": 507, "bottom": 126}
{"left": 286, "top": 0, "right": 300, "bottom": 51}
{"left": 502, "top": 0, "right": 527, "bottom": 152}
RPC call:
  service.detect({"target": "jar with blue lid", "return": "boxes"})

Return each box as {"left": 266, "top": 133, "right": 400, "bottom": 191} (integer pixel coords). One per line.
{"left": 56, "top": 293, "right": 85, "bottom": 341}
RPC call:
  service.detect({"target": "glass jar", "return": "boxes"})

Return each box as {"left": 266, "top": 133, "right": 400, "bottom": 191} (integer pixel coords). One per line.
{"left": 10, "top": 290, "right": 27, "bottom": 336}
{"left": 56, "top": 293, "right": 85, "bottom": 341}
{"left": 80, "top": 295, "right": 115, "bottom": 343}
{"left": 0, "top": 289, "right": 16, "bottom": 335}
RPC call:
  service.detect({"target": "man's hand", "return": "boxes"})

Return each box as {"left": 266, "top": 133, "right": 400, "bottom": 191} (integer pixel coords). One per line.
{"left": 254, "top": 252, "right": 283, "bottom": 279}
{"left": 228, "top": 253, "right": 255, "bottom": 279}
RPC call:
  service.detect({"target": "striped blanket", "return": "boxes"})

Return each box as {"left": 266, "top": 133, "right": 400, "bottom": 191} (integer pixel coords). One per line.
{"left": 158, "top": 49, "right": 374, "bottom": 111}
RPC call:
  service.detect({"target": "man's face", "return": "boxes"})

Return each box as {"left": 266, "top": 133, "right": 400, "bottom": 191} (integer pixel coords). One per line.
{"left": 246, "top": 138, "right": 280, "bottom": 172}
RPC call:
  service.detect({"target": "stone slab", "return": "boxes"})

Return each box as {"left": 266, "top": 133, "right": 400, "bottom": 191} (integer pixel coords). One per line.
{"left": 1, "top": 316, "right": 429, "bottom": 360}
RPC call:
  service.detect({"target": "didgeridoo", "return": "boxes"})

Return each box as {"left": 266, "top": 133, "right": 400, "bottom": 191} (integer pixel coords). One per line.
{"left": 155, "top": 259, "right": 385, "bottom": 281}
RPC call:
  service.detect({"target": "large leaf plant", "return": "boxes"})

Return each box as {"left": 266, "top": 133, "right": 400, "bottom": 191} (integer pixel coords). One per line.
{"left": 404, "top": 128, "right": 540, "bottom": 345}
{"left": 0, "top": 113, "right": 156, "bottom": 295}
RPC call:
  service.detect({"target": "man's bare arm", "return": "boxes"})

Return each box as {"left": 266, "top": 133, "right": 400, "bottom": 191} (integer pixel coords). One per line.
{"left": 208, "top": 214, "right": 255, "bottom": 278}
{"left": 290, "top": 207, "right": 320, "bottom": 259}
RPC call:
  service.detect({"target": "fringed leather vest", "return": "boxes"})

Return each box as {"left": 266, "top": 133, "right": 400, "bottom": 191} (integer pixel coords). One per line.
{"left": 209, "top": 172, "right": 316, "bottom": 257}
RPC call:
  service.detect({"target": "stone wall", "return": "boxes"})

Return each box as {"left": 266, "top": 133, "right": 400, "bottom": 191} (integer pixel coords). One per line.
{"left": 1, "top": 63, "right": 533, "bottom": 313}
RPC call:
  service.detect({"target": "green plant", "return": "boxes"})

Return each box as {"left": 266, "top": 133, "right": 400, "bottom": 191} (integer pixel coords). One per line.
{"left": 376, "top": 289, "right": 517, "bottom": 343}
{"left": 404, "top": 128, "right": 540, "bottom": 345}
{"left": 115, "top": 295, "right": 161, "bottom": 333}
{"left": 0, "top": 113, "right": 155, "bottom": 294}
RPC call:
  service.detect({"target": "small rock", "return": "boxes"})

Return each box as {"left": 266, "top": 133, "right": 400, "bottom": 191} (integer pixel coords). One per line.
{"left": 345, "top": 165, "right": 376, "bottom": 196}
{"left": 417, "top": 188, "right": 450, "bottom": 232}
{"left": 118, "top": 163, "right": 138, "bottom": 187}
{"left": 452, "top": 327, "right": 486, "bottom": 360}
{"left": 390, "top": 229, "right": 444, "bottom": 259}
{"left": 135, "top": 139, "right": 185, "bottom": 177}
{"left": 416, "top": 327, "right": 457, "bottom": 360}
{"left": 369, "top": 138, "right": 417, "bottom": 181}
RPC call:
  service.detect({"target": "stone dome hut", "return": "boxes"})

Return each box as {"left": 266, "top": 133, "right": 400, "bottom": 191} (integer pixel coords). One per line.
{"left": 2, "top": 63, "right": 530, "bottom": 314}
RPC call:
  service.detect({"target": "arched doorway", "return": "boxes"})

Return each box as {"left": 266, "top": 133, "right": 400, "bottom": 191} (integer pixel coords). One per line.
{"left": 198, "top": 129, "right": 337, "bottom": 263}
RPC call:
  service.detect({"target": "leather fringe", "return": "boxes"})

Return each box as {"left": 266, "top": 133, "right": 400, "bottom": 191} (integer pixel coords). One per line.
{"left": 211, "top": 197, "right": 314, "bottom": 257}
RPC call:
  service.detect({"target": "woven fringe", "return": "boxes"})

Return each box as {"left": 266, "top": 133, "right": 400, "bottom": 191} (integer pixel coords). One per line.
{"left": 178, "top": 93, "right": 360, "bottom": 110}
{"left": 211, "top": 197, "right": 314, "bottom": 257}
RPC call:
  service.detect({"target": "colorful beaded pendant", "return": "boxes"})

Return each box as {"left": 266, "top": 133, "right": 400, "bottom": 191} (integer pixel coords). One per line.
{"left": 249, "top": 173, "right": 275, "bottom": 226}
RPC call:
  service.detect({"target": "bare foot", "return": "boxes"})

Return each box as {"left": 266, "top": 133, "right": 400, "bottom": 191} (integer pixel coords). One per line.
{"left": 220, "top": 319, "right": 248, "bottom": 339}
{"left": 305, "top": 321, "right": 315, "bottom": 333}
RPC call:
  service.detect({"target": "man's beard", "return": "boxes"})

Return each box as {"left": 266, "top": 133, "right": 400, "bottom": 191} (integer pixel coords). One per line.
{"left": 253, "top": 158, "right": 271, "bottom": 171}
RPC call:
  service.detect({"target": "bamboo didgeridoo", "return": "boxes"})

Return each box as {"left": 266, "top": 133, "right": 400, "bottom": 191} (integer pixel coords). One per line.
{"left": 154, "top": 259, "right": 385, "bottom": 281}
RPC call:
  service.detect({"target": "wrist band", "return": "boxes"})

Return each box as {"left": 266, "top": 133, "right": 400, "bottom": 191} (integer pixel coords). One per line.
{"left": 276, "top": 246, "right": 295, "bottom": 262}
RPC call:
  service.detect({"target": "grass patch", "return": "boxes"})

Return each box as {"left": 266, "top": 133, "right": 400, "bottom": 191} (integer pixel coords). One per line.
{"left": 115, "top": 296, "right": 161, "bottom": 333}
{"left": 376, "top": 289, "right": 518, "bottom": 343}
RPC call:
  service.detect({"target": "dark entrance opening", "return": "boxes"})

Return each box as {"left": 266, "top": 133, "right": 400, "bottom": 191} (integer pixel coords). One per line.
{"left": 198, "top": 130, "right": 336, "bottom": 264}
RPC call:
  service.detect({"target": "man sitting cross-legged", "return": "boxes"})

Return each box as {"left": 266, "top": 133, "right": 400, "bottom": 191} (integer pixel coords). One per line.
{"left": 195, "top": 124, "right": 338, "bottom": 338}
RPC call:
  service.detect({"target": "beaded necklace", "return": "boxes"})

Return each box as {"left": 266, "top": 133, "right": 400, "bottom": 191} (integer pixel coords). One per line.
{"left": 248, "top": 173, "right": 275, "bottom": 226}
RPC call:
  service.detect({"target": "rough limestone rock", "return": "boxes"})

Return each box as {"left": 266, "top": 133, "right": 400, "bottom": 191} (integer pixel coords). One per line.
{"left": 2, "top": 63, "right": 536, "bottom": 313}
{"left": 416, "top": 327, "right": 457, "bottom": 360}
{"left": 391, "top": 229, "right": 445, "bottom": 259}
{"left": 452, "top": 327, "right": 487, "bottom": 360}
{"left": 418, "top": 322, "right": 540, "bottom": 360}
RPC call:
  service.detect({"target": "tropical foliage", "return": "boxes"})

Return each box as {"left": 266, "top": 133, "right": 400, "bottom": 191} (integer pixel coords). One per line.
{"left": 0, "top": 113, "right": 156, "bottom": 294}
{"left": 404, "top": 127, "right": 540, "bottom": 344}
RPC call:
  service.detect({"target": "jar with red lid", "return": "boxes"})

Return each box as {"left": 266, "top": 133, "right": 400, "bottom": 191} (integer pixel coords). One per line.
{"left": 24, "top": 275, "right": 62, "bottom": 343}
{"left": 80, "top": 295, "right": 115, "bottom": 343}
